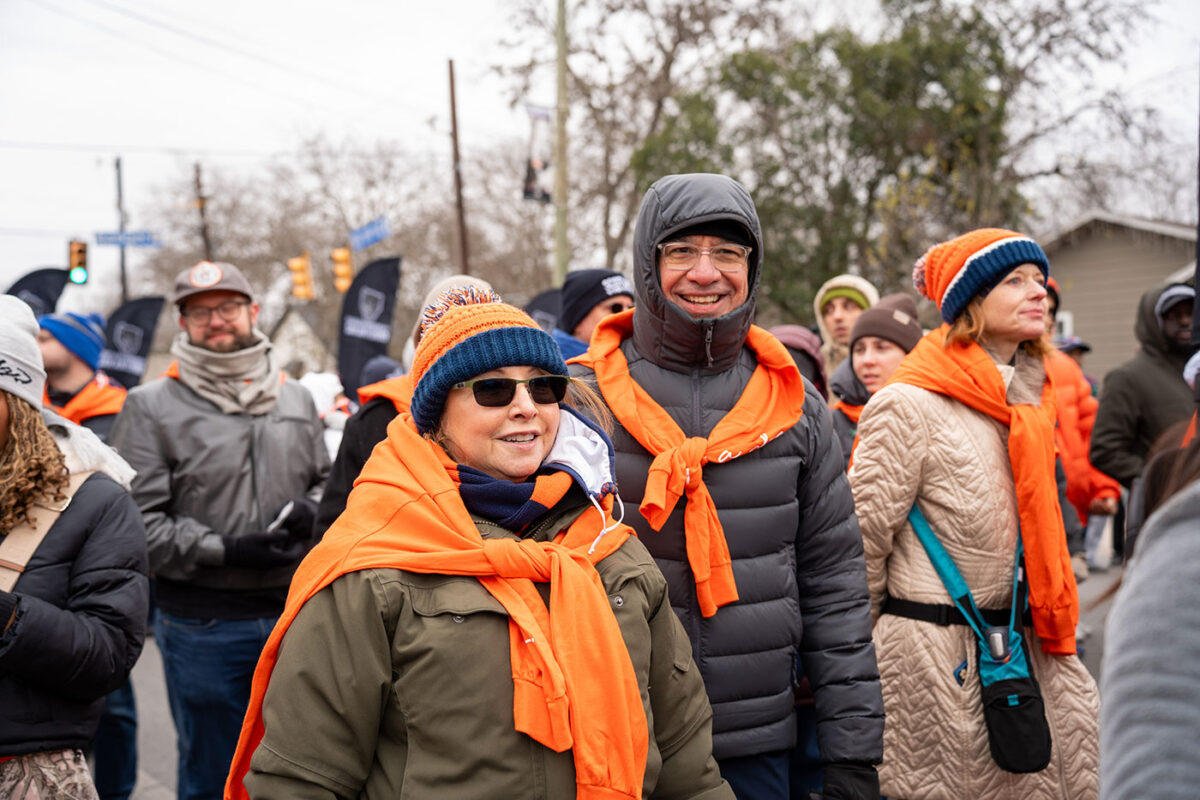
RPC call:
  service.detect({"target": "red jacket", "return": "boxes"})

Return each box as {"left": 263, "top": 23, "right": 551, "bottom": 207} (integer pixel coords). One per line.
{"left": 1046, "top": 350, "right": 1119, "bottom": 524}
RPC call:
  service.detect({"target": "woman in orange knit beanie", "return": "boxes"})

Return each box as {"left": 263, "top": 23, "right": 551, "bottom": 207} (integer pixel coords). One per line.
{"left": 225, "top": 287, "right": 733, "bottom": 800}
{"left": 848, "top": 229, "right": 1100, "bottom": 799}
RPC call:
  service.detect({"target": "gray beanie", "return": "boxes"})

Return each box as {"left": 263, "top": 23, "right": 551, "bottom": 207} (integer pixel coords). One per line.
{"left": 0, "top": 296, "right": 47, "bottom": 411}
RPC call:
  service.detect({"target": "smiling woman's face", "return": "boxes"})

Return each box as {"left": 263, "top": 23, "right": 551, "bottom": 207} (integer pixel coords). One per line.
{"left": 438, "top": 365, "right": 560, "bottom": 482}
{"left": 978, "top": 264, "right": 1048, "bottom": 348}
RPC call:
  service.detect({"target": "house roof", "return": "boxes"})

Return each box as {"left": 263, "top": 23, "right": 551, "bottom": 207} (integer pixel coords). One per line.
{"left": 1041, "top": 210, "right": 1197, "bottom": 255}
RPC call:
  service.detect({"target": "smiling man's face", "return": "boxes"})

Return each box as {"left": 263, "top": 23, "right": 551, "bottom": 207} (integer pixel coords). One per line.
{"left": 657, "top": 234, "right": 750, "bottom": 319}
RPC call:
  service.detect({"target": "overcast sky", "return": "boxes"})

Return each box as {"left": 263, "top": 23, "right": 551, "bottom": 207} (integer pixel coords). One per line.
{"left": 2, "top": 0, "right": 1197, "bottom": 314}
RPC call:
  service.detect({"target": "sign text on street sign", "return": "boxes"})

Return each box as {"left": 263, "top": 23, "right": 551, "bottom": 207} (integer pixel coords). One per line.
{"left": 95, "top": 231, "right": 162, "bottom": 248}
{"left": 349, "top": 217, "right": 390, "bottom": 252}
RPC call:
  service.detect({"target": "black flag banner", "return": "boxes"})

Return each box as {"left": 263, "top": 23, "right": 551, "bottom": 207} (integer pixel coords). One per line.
{"left": 338, "top": 256, "right": 401, "bottom": 399}
{"left": 99, "top": 296, "right": 165, "bottom": 389}
{"left": 6, "top": 268, "right": 69, "bottom": 317}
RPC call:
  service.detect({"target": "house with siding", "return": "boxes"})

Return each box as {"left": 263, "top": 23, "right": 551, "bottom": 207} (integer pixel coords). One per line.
{"left": 1040, "top": 211, "right": 1196, "bottom": 386}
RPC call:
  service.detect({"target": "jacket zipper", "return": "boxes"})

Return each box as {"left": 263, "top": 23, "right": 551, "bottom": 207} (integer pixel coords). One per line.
{"left": 248, "top": 414, "right": 263, "bottom": 529}
{"left": 688, "top": 365, "right": 703, "bottom": 651}
{"left": 703, "top": 322, "right": 715, "bottom": 369}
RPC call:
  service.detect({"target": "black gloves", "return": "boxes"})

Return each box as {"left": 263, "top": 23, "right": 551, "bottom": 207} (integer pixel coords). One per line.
{"left": 222, "top": 531, "right": 305, "bottom": 569}
{"left": 810, "top": 763, "right": 880, "bottom": 800}
{"left": 278, "top": 497, "right": 318, "bottom": 542}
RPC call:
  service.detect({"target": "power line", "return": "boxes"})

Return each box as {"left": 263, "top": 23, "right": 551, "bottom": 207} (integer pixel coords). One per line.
{"left": 76, "top": 0, "right": 409, "bottom": 109}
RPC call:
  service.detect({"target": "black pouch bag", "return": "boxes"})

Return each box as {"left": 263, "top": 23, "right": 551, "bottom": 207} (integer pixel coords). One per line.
{"left": 978, "top": 647, "right": 1053, "bottom": 773}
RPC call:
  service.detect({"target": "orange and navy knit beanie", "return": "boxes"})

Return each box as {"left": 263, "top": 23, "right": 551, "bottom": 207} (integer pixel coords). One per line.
{"left": 409, "top": 286, "right": 569, "bottom": 433}
{"left": 912, "top": 228, "right": 1050, "bottom": 324}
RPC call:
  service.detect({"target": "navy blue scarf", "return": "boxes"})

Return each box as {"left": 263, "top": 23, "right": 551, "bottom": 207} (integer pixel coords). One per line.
{"left": 456, "top": 464, "right": 577, "bottom": 534}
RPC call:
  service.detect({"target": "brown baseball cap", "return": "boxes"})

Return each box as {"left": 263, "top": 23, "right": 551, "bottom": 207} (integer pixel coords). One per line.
{"left": 172, "top": 261, "right": 255, "bottom": 306}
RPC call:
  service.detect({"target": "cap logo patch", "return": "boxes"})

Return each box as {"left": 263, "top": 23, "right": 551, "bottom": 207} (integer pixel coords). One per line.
{"left": 189, "top": 262, "right": 223, "bottom": 288}
{"left": 602, "top": 275, "right": 633, "bottom": 297}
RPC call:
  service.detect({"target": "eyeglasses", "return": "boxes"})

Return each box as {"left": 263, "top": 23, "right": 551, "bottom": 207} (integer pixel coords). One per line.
{"left": 657, "top": 242, "right": 752, "bottom": 272}
{"left": 182, "top": 299, "right": 250, "bottom": 325}
{"left": 605, "top": 300, "right": 635, "bottom": 314}
{"left": 450, "top": 375, "right": 569, "bottom": 407}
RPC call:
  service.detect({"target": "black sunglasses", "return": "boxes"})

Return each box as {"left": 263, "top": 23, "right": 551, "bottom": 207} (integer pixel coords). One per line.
{"left": 605, "top": 300, "right": 634, "bottom": 314}
{"left": 450, "top": 375, "right": 569, "bottom": 407}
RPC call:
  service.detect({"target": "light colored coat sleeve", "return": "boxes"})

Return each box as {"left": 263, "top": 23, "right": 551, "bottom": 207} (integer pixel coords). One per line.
{"left": 848, "top": 385, "right": 930, "bottom": 620}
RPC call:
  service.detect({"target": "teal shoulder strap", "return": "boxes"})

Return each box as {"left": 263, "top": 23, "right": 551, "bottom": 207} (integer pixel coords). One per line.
{"left": 906, "top": 505, "right": 994, "bottom": 641}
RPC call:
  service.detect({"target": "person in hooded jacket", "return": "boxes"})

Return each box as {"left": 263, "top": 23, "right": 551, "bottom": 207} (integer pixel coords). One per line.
{"left": 1091, "top": 283, "right": 1196, "bottom": 489}
{"left": 850, "top": 228, "right": 1099, "bottom": 799}
{"left": 225, "top": 288, "right": 733, "bottom": 800}
{"left": 0, "top": 296, "right": 149, "bottom": 799}
{"left": 571, "top": 173, "right": 883, "bottom": 800}
{"left": 767, "top": 324, "right": 828, "bottom": 399}
{"left": 829, "top": 294, "right": 924, "bottom": 471}
{"left": 812, "top": 274, "right": 879, "bottom": 388}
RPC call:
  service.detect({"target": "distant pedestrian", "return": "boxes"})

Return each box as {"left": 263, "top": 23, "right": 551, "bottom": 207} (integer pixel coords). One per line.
{"left": 0, "top": 297, "right": 148, "bottom": 800}
{"left": 109, "top": 262, "right": 328, "bottom": 800}
{"left": 226, "top": 289, "right": 734, "bottom": 799}
{"left": 1091, "top": 283, "right": 1195, "bottom": 489}
{"left": 813, "top": 273, "right": 879, "bottom": 385}
{"left": 551, "top": 268, "right": 634, "bottom": 359}
{"left": 829, "top": 293, "right": 923, "bottom": 471}
{"left": 851, "top": 228, "right": 1100, "bottom": 799}
{"left": 767, "top": 324, "right": 828, "bottom": 399}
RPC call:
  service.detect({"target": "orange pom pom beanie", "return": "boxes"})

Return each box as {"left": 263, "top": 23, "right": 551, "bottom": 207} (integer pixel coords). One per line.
{"left": 913, "top": 228, "right": 1050, "bottom": 323}
{"left": 409, "top": 286, "right": 569, "bottom": 433}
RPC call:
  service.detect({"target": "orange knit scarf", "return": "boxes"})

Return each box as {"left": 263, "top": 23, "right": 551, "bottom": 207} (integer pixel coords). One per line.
{"left": 573, "top": 312, "right": 807, "bottom": 617}
{"left": 887, "top": 326, "right": 1078, "bottom": 655}
{"left": 225, "top": 414, "right": 648, "bottom": 800}
{"left": 830, "top": 399, "right": 864, "bottom": 425}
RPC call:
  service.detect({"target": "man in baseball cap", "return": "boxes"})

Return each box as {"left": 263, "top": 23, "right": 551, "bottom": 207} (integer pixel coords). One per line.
{"left": 109, "top": 260, "right": 329, "bottom": 799}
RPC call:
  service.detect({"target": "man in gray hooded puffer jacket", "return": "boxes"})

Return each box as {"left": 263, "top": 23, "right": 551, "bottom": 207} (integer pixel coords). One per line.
{"left": 572, "top": 174, "right": 882, "bottom": 800}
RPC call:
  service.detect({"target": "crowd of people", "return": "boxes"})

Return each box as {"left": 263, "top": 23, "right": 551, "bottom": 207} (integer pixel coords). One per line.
{"left": 0, "top": 171, "right": 1196, "bottom": 800}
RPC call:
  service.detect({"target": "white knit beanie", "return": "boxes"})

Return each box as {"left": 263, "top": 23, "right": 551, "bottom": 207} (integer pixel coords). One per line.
{"left": 0, "top": 296, "right": 47, "bottom": 410}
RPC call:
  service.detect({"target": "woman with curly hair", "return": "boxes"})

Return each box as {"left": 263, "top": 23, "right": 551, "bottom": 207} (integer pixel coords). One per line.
{"left": 0, "top": 296, "right": 149, "bottom": 800}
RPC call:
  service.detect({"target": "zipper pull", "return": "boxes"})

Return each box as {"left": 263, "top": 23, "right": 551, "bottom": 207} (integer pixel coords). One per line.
{"left": 704, "top": 323, "right": 714, "bottom": 368}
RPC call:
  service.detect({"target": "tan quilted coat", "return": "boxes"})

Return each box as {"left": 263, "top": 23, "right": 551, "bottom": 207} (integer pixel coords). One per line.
{"left": 849, "top": 353, "right": 1099, "bottom": 800}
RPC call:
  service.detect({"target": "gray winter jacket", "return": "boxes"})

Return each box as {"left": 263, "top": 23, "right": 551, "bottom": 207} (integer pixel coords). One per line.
{"left": 573, "top": 174, "right": 883, "bottom": 764}
{"left": 110, "top": 371, "right": 329, "bottom": 595}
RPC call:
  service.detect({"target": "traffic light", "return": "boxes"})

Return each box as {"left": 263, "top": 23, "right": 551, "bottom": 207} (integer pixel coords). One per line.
{"left": 68, "top": 240, "right": 88, "bottom": 284}
{"left": 287, "top": 252, "right": 314, "bottom": 300}
{"left": 331, "top": 247, "right": 354, "bottom": 293}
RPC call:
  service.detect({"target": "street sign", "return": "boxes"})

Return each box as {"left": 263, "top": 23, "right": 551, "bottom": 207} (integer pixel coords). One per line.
{"left": 95, "top": 230, "right": 162, "bottom": 248}
{"left": 349, "top": 216, "right": 390, "bottom": 252}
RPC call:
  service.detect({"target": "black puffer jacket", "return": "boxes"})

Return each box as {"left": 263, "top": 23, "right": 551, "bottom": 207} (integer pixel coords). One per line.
{"left": 0, "top": 470, "right": 149, "bottom": 756}
{"left": 829, "top": 359, "right": 871, "bottom": 473}
{"left": 573, "top": 174, "right": 883, "bottom": 763}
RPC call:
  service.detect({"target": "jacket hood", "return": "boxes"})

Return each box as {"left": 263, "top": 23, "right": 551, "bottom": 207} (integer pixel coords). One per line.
{"left": 631, "top": 173, "right": 763, "bottom": 373}
{"left": 830, "top": 357, "right": 871, "bottom": 406}
{"left": 1136, "top": 283, "right": 1188, "bottom": 362}
{"left": 812, "top": 274, "right": 880, "bottom": 346}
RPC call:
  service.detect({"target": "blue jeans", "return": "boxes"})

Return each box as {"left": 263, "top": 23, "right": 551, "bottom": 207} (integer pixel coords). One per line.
{"left": 719, "top": 749, "right": 791, "bottom": 800}
{"left": 93, "top": 679, "right": 138, "bottom": 800}
{"left": 155, "top": 613, "right": 277, "bottom": 800}
{"left": 789, "top": 705, "right": 823, "bottom": 798}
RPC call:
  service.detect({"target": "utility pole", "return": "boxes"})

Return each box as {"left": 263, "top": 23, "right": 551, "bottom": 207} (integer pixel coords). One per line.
{"left": 448, "top": 59, "right": 471, "bottom": 275}
{"left": 193, "top": 162, "right": 214, "bottom": 262}
{"left": 553, "top": 0, "right": 569, "bottom": 283}
{"left": 115, "top": 156, "right": 128, "bottom": 303}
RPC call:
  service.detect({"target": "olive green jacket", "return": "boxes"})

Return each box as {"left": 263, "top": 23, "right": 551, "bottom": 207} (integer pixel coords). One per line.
{"left": 244, "top": 500, "right": 734, "bottom": 800}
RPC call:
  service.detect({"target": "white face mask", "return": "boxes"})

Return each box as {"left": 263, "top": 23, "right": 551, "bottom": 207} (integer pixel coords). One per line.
{"left": 542, "top": 406, "right": 627, "bottom": 553}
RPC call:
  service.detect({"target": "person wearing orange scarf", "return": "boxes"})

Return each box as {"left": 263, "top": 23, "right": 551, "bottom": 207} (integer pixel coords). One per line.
{"left": 849, "top": 228, "right": 1100, "bottom": 799}
{"left": 226, "top": 288, "right": 732, "bottom": 800}
{"left": 572, "top": 173, "right": 882, "bottom": 800}
{"left": 829, "top": 293, "right": 923, "bottom": 472}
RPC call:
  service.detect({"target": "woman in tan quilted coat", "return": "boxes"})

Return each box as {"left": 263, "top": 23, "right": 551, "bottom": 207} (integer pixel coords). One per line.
{"left": 849, "top": 229, "right": 1099, "bottom": 799}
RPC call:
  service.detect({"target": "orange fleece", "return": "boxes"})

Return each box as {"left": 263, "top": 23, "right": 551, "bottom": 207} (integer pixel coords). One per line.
{"left": 888, "top": 326, "right": 1078, "bottom": 655}
{"left": 44, "top": 372, "right": 126, "bottom": 423}
{"left": 355, "top": 372, "right": 413, "bottom": 410}
{"left": 573, "top": 311, "right": 807, "bottom": 617}
{"left": 225, "top": 412, "right": 648, "bottom": 800}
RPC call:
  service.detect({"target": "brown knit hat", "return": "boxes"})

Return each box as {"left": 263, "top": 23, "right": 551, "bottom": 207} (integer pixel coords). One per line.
{"left": 849, "top": 293, "right": 923, "bottom": 353}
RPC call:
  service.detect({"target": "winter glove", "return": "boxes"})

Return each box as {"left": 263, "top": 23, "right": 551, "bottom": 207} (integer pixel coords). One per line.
{"left": 222, "top": 530, "right": 306, "bottom": 569}
{"left": 809, "top": 763, "right": 880, "bottom": 800}
{"left": 277, "top": 497, "right": 319, "bottom": 542}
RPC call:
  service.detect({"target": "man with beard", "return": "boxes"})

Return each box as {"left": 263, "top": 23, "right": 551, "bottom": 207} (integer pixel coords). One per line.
{"left": 1092, "top": 283, "right": 1197, "bottom": 488}
{"left": 110, "top": 261, "right": 328, "bottom": 800}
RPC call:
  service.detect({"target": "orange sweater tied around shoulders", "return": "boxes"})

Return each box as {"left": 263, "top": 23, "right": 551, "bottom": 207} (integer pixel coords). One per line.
{"left": 44, "top": 372, "right": 126, "bottom": 423}
{"left": 830, "top": 399, "right": 864, "bottom": 426}
{"left": 225, "top": 413, "right": 648, "bottom": 800}
{"left": 888, "top": 325, "right": 1078, "bottom": 655}
{"left": 572, "top": 311, "right": 807, "bottom": 618}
